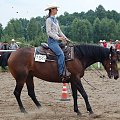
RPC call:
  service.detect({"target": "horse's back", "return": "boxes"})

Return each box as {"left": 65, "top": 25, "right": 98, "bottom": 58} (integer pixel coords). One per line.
{"left": 8, "top": 47, "right": 59, "bottom": 82}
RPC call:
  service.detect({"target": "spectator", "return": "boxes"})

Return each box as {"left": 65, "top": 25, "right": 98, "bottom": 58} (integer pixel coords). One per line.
{"left": 107, "top": 39, "right": 115, "bottom": 49}
{"left": 98, "top": 40, "right": 103, "bottom": 69}
{"left": 99, "top": 40, "right": 104, "bottom": 47}
{"left": 9, "top": 39, "right": 19, "bottom": 50}
{"left": 103, "top": 40, "right": 107, "bottom": 48}
{"left": 115, "top": 40, "right": 120, "bottom": 51}
{"left": 1, "top": 41, "right": 10, "bottom": 50}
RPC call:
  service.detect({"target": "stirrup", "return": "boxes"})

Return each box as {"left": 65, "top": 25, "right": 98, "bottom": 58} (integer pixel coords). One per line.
{"left": 59, "top": 75, "right": 70, "bottom": 83}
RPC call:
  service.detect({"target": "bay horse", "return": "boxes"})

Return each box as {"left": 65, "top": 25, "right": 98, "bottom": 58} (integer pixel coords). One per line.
{"left": 7, "top": 44, "right": 119, "bottom": 115}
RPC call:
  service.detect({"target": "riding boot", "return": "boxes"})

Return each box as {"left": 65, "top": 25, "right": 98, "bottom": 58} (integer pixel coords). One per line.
{"left": 60, "top": 69, "right": 71, "bottom": 83}
{"left": 63, "top": 68, "right": 71, "bottom": 78}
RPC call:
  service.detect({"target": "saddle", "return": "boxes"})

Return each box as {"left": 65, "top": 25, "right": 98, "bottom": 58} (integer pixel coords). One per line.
{"left": 34, "top": 43, "right": 74, "bottom": 61}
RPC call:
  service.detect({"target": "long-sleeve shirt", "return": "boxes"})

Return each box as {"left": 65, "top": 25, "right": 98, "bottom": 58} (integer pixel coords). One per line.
{"left": 46, "top": 16, "right": 67, "bottom": 40}
{"left": 9, "top": 43, "right": 19, "bottom": 50}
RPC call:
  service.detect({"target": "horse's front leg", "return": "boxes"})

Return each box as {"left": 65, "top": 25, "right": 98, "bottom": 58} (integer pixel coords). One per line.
{"left": 26, "top": 74, "right": 41, "bottom": 108}
{"left": 75, "top": 78, "right": 94, "bottom": 115}
{"left": 71, "top": 81, "right": 81, "bottom": 116}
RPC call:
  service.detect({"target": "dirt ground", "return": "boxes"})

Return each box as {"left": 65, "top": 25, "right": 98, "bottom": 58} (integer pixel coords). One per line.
{"left": 0, "top": 70, "right": 120, "bottom": 120}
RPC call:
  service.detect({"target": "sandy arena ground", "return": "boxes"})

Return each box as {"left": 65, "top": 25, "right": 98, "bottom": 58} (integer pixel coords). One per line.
{"left": 0, "top": 70, "right": 120, "bottom": 120}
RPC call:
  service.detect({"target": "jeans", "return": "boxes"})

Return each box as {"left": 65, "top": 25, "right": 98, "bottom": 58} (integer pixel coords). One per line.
{"left": 48, "top": 37, "right": 65, "bottom": 76}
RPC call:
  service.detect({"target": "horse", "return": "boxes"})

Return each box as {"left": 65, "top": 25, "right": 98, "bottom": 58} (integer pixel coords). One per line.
{"left": 0, "top": 42, "right": 10, "bottom": 70}
{"left": 5, "top": 44, "right": 119, "bottom": 116}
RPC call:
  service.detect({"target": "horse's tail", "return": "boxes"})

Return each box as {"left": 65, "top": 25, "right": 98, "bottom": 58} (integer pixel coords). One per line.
{"left": 0, "top": 52, "right": 12, "bottom": 68}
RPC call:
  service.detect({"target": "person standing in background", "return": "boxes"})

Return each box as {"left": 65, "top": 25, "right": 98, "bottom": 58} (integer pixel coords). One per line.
{"left": 9, "top": 39, "right": 19, "bottom": 50}
{"left": 99, "top": 40, "right": 103, "bottom": 47}
{"left": 103, "top": 40, "right": 107, "bottom": 48}
{"left": 107, "top": 39, "right": 115, "bottom": 49}
{"left": 115, "top": 40, "right": 120, "bottom": 51}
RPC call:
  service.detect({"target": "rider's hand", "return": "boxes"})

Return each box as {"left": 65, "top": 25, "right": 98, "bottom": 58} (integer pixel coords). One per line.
{"left": 59, "top": 37, "right": 66, "bottom": 41}
{"left": 65, "top": 38, "right": 71, "bottom": 43}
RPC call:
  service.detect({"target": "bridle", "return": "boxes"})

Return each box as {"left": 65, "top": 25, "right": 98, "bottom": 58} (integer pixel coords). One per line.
{"left": 109, "top": 52, "right": 112, "bottom": 77}
{"left": 109, "top": 49, "right": 117, "bottom": 77}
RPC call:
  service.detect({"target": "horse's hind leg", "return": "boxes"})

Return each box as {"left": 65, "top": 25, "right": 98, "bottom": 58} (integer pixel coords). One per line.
{"left": 26, "top": 73, "right": 41, "bottom": 108}
{"left": 14, "top": 81, "right": 27, "bottom": 113}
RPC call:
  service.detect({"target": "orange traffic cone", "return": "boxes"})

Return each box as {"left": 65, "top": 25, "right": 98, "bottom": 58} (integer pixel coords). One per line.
{"left": 60, "top": 83, "right": 70, "bottom": 101}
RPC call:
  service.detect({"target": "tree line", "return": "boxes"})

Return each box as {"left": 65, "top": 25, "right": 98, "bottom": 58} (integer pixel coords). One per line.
{"left": 0, "top": 5, "right": 120, "bottom": 46}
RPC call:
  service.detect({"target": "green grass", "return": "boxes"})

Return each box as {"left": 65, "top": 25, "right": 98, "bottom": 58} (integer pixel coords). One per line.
{"left": 88, "top": 62, "right": 120, "bottom": 70}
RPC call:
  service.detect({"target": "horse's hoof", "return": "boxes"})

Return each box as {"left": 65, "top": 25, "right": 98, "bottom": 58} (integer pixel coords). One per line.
{"left": 89, "top": 113, "right": 101, "bottom": 118}
{"left": 77, "top": 111, "right": 82, "bottom": 116}
{"left": 89, "top": 111, "right": 94, "bottom": 115}
{"left": 37, "top": 105, "right": 42, "bottom": 109}
{"left": 20, "top": 108, "right": 27, "bottom": 114}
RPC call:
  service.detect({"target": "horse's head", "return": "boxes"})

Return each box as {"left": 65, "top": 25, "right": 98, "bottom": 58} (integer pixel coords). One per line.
{"left": 102, "top": 47, "right": 119, "bottom": 80}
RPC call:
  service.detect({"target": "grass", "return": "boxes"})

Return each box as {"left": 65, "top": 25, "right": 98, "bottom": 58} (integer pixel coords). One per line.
{"left": 89, "top": 62, "right": 120, "bottom": 70}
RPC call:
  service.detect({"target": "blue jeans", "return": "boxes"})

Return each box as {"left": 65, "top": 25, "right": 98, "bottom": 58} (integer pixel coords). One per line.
{"left": 48, "top": 37, "right": 65, "bottom": 76}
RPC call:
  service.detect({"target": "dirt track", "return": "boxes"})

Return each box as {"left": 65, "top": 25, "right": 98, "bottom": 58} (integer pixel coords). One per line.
{"left": 0, "top": 70, "right": 120, "bottom": 120}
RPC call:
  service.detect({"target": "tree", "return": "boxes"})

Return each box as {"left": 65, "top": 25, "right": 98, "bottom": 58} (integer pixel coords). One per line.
{"left": 93, "top": 18, "right": 101, "bottom": 43}
{"left": 95, "top": 5, "right": 106, "bottom": 20}
{"left": 0, "top": 23, "right": 3, "bottom": 40}
{"left": 100, "top": 18, "right": 110, "bottom": 40}
{"left": 84, "top": 19, "right": 93, "bottom": 43}
{"left": 58, "top": 12, "right": 74, "bottom": 26}
{"left": 19, "top": 18, "right": 29, "bottom": 41}
{"left": 4, "top": 19, "right": 24, "bottom": 40}
{"left": 4, "top": 21, "right": 15, "bottom": 39}
{"left": 108, "top": 19, "right": 116, "bottom": 40}
{"left": 27, "top": 18, "right": 39, "bottom": 40}
{"left": 85, "top": 10, "right": 96, "bottom": 24}
{"left": 71, "top": 18, "right": 89, "bottom": 42}
{"left": 116, "top": 21, "right": 120, "bottom": 39}
{"left": 111, "top": 10, "right": 120, "bottom": 22}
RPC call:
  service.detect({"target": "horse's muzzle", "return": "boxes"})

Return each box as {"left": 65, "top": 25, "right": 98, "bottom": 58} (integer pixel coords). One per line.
{"left": 114, "top": 74, "right": 119, "bottom": 80}
{"left": 108, "top": 73, "right": 119, "bottom": 80}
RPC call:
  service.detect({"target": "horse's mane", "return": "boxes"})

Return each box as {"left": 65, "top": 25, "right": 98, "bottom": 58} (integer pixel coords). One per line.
{"left": 74, "top": 44, "right": 110, "bottom": 62}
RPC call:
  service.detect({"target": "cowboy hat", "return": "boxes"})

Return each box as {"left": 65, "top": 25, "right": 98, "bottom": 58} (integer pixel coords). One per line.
{"left": 11, "top": 39, "right": 15, "bottom": 41}
{"left": 99, "top": 40, "right": 103, "bottom": 42}
{"left": 115, "top": 40, "right": 119, "bottom": 42}
{"left": 103, "top": 40, "right": 106, "bottom": 42}
{"left": 45, "top": 4, "right": 59, "bottom": 11}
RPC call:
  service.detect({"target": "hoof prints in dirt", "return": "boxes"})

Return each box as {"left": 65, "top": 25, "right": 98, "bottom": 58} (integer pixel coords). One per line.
{"left": 0, "top": 72, "right": 120, "bottom": 120}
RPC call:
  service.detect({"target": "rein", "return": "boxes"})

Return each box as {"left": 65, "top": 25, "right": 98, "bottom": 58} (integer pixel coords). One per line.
{"left": 91, "top": 65, "right": 105, "bottom": 79}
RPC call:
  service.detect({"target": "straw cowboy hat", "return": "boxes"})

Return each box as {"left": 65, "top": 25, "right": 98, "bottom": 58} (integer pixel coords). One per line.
{"left": 45, "top": 4, "right": 59, "bottom": 11}
{"left": 115, "top": 40, "right": 119, "bottom": 42}
{"left": 99, "top": 40, "right": 103, "bottom": 43}
{"left": 103, "top": 40, "right": 106, "bottom": 42}
{"left": 11, "top": 39, "right": 15, "bottom": 41}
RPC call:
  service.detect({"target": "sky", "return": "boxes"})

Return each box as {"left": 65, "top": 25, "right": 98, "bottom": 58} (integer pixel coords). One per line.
{"left": 0, "top": 0, "right": 120, "bottom": 28}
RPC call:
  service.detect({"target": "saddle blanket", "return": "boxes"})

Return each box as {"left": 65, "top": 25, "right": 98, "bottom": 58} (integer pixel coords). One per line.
{"left": 34, "top": 43, "right": 74, "bottom": 62}
{"left": 34, "top": 47, "right": 46, "bottom": 62}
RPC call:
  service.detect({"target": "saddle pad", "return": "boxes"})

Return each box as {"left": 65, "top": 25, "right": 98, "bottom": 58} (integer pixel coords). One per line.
{"left": 34, "top": 47, "right": 46, "bottom": 62}
{"left": 34, "top": 45, "right": 74, "bottom": 62}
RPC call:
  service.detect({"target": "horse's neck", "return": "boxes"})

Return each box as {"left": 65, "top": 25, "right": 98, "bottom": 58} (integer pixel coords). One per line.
{"left": 83, "top": 58, "right": 100, "bottom": 68}
{"left": 75, "top": 45, "right": 109, "bottom": 69}
{"left": 83, "top": 49, "right": 106, "bottom": 68}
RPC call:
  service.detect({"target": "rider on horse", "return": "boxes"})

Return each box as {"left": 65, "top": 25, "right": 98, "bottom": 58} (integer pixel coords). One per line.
{"left": 45, "top": 4, "right": 71, "bottom": 81}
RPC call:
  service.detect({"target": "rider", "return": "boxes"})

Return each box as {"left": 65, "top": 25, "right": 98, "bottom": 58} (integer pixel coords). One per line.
{"left": 45, "top": 4, "right": 71, "bottom": 81}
